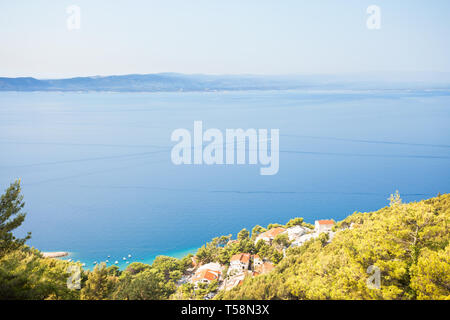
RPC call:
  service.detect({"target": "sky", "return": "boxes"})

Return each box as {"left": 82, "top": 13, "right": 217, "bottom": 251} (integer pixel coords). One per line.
{"left": 0, "top": 0, "right": 449, "bottom": 78}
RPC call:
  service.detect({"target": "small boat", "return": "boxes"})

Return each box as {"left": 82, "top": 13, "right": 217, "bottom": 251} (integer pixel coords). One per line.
{"left": 114, "top": 261, "right": 119, "bottom": 264}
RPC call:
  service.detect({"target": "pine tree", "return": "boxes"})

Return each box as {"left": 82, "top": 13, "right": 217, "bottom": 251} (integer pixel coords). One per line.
{"left": 0, "top": 180, "right": 31, "bottom": 257}
{"left": 81, "top": 263, "right": 116, "bottom": 300}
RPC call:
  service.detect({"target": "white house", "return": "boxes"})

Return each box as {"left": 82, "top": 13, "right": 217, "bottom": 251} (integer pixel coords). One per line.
{"left": 197, "top": 262, "right": 222, "bottom": 273}
{"left": 252, "top": 254, "right": 263, "bottom": 268}
{"left": 228, "top": 253, "right": 251, "bottom": 275}
{"left": 223, "top": 271, "right": 249, "bottom": 291}
{"left": 191, "top": 269, "right": 221, "bottom": 287}
{"left": 314, "top": 220, "right": 335, "bottom": 234}
{"left": 285, "top": 225, "right": 307, "bottom": 241}
{"left": 255, "top": 227, "right": 286, "bottom": 244}
{"left": 291, "top": 233, "right": 318, "bottom": 247}
{"left": 191, "top": 262, "right": 223, "bottom": 287}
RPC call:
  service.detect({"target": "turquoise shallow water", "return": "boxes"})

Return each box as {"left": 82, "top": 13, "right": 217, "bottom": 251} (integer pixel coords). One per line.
{"left": 62, "top": 247, "right": 199, "bottom": 269}
{"left": 0, "top": 89, "right": 449, "bottom": 269}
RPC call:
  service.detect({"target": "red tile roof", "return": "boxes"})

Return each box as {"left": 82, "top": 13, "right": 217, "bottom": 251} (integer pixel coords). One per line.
{"left": 257, "top": 227, "right": 286, "bottom": 240}
{"left": 192, "top": 269, "right": 220, "bottom": 282}
{"left": 262, "top": 262, "right": 274, "bottom": 272}
{"left": 317, "top": 220, "right": 334, "bottom": 225}
{"left": 230, "top": 253, "right": 251, "bottom": 263}
{"left": 254, "top": 262, "right": 274, "bottom": 275}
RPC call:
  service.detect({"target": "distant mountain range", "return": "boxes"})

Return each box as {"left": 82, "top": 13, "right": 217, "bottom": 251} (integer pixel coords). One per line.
{"left": 1, "top": 72, "right": 450, "bottom": 92}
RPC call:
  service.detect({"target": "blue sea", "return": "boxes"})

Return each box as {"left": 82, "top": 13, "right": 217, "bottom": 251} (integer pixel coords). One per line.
{"left": 0, "top": 89, "right": 449, "bottom": 269}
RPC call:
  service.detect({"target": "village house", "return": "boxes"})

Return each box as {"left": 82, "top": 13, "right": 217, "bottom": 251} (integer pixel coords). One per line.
{"left": 253, "top": 261, "right": 274, "bottom": 275}
{"left": 190, "top": 262, "right": 223, "bottom": 287}
{"left": 223, "top": 259, "right": 275, "bottom": 291}
{"left": 285, "top": 225, "right": 307, "bottom": 241}
{"left": 191, "top": 269, "right": 221, "bottom": 287}
{"left": 197, "top": 262, "right": 222, "bottom": 273}
{"left": 255, "top": 227, "right": 286, "bottom": 244}
{"left": 314, "top": 220, "right": 335, "bottom": 234}
{"left": 228, "top": 253, "right": 251, "bottom": 275}
{"left": 222, "top": 271, "right": 251, "bottom": 291}
{"left": 252, "top": 254, "right": 263, "bottom": 268}
{"left": 291, "top": 232, "right": 318, "bottom": 247}
{"left": 230, "top": 253, "right": 251, "bottom": 270}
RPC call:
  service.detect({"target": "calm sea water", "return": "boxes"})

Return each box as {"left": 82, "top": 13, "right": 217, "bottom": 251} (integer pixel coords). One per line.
{"left": 0, "top": 90, "right": 449, "bottom": 268}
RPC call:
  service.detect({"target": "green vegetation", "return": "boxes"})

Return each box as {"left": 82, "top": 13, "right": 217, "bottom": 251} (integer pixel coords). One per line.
{"left": 173, "top": 280, "right": 219, "bottom": 300}
{"left": 194, "top": 226, "right": 288, "bottom": 266}
{"left": 217, "top": 193, "right": 450, "bottom": 300}
{"left": 0, "top": 179, "right": 448, "bottom": 300}
{"left": 0, "top": 181, "right": 79, "bottom": 299}
{"left": 0, "top": 180, "right": 31, "bottom": 256}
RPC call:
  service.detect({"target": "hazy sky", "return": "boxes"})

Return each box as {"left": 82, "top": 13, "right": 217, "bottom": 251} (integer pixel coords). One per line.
{"left": 1, "top": 0, "right": 449, "bottom": 78}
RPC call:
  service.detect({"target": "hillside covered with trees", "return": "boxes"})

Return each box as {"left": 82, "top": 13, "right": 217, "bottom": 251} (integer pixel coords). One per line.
{"left": 216, "top": 192, "right": 450, "bottom": 300}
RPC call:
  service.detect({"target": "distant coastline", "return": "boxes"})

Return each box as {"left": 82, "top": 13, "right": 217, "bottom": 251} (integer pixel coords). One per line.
{"left": 1, "top": 72, "right": 450, "bottom": 92}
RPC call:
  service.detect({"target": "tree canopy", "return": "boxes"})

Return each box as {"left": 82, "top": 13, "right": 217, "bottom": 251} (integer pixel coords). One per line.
{"left": 218, "top": 193, "right": 450, "bottom": 300}
{"left": 0, "top": 180, "right": 448, "bottom": 300}
{"left": 0, "top": 180, "right": 30, "bottom": 257}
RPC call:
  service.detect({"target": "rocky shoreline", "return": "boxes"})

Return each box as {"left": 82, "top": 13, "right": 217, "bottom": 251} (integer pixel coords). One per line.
{"left": 41, "top": 251, "right": 68, "bottom": 259}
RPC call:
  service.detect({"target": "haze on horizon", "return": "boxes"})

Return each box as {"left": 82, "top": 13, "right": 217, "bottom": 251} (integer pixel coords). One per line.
{"left": 0, "top": 0, "right": 450, "bottom": 78}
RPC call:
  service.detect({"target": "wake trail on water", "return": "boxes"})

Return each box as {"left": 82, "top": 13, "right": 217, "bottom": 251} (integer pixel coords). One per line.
{"left": 0, "top": 149, "right": 170, "bottom": 169}
{"left": 22, "top": 158, "right": 167, "bottom": 186}
{"left": 75, "top": 185, "right": 435, "bottom": 198}
{"left": 282, "top": 134, "right": 450, "bottom": 149}
{"left": 281, "top": 150, "right": 450, "bottom": 159}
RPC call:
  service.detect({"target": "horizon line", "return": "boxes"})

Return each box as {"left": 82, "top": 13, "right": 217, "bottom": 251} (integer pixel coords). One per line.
{"left": 2, "top": 70, "right": 450, "bottom": 81}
